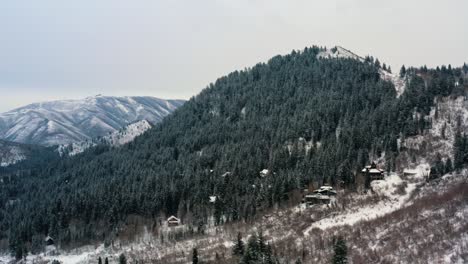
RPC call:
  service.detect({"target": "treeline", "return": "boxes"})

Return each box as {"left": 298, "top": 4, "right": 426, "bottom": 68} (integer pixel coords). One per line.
{"left": 1, "top": 46, "right": 466, "bottom": 256}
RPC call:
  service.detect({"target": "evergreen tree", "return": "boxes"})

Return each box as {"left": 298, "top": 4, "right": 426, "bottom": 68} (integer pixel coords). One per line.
{"left": 242, "top": 233, "right": 259, "bottom": 263}
{"left": 333, "top": 237, "right": 348, "bottom": 264}
{"left": 118, "top": 254, "right": 127, "bottom": 264}
{"left": 375, "top": 59, "right": 381, "bottom": 68}
{"left": 192, "top": 248, "right": 199, "bottom": 264}
{"left": 400, "top": 65, "right": 406, "bottom": 78}
{"left": 105, "top": 257, "right": 109, "bottom": 264}
{"left": 454, "top": 131, "right": 465, "bottom": 170}
{"left": 98, "top": 257, "right": 102, "bottom": 264}
{"left": 445, "top": 158, "right": 453, "bottom": 174}
{"left": 233, "top": 232, "right": 245, "bottom": 256}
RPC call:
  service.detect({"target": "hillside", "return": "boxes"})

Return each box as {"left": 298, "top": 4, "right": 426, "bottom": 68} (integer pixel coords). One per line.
{"left": 0, "top": 140, "right": 58, "bottom": 170}
{"left": 0, "top": 96, "right": 185, "bottom": 146}
{"left": 0, "top": 140, "right": 26, "bottom": 167}
{"left": 57, "top": 120, "right": 153, "bottom": 156}
{"left": 1, "top": 46, "right": 467, "bottom": 262}
{"left": 5, "top": 167, "right": 465, "bottom": 264}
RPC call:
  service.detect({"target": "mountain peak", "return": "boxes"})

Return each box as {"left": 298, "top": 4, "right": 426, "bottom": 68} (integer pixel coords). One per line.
{"left": 317, "top": 46, "right": 364, "bottom": 61}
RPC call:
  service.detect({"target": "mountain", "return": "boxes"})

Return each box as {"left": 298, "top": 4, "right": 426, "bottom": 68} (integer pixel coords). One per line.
{"left": 0, "top": 95, "right": 185, "bottom": 146}
{"left": 58, "top": 120, "right": 153, "bottom": 156}
{"left": 1, "top": 46, "right": 467, "bottom": 262}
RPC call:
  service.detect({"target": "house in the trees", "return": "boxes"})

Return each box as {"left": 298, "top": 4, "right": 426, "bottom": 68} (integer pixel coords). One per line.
{"left": 209, "top": 196, "right": 217, "bottom": 203}
{"left": 44, "top": 235, "right": 54, "bottom": 246}
{"left": 362, "top": 162, "right": 384, "bottom": 181}
{"left": 167, "top": 215, "right": 181, "bottom": 227}
{"left": 259, "top": 169, "right": 270, "bottom": 177}
{"left": 303, "top": 185, "right": 337, "bottom": 206}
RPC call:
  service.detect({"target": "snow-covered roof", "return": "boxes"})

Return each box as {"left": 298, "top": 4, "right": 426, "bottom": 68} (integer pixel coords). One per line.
{"left": 319, "top": 186, "right": 333, "bottom": 191}
{"left": 362, "top": 167, "right": 384, "bottom": 173}
{"left": 259, "top": 169, "right": 269, "bottom": 177}
{"left": 209, "top": 196, "right": 217, "bottom": 203}
{"left": 167, "top": 215, "right": 180, "bottom": 222}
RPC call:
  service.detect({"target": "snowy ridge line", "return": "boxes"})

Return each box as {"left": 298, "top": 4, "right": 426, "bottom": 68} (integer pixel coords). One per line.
{"left": 0, "top": 95, "right": 184, "bottom": 146}
{"left": 57, "top": 120, "right": 152, "bottom": 156}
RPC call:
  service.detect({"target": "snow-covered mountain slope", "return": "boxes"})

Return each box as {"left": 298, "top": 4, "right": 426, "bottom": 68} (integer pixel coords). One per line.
{"left": 4, "top": 166, "right": 466, "bottom": 264}
{"left": 400, "top": 96, "right": 468, "bottom": 168}
{"left": 0, "top": 140, "right": 26, "bottom": 167}
{"left": 0, "top": 96, "right": 185, "bottom": 146}
{"left": 380, "top": 68, "right": 406, "bottom": 97}
{"left": 58, "top": 120, "right": 152, "bottom": 156}
{"left": 316, "top": 46, "right": 365, "bottom": 61}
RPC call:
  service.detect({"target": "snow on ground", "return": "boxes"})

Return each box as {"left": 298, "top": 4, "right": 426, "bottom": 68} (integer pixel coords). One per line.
{"left": 305, "top": 164, "right": 429, "bottom": 233}
{"left": 316, "top": 46, "right": 364, "bottom": 61}
{"left": 380, "top": 69, "right": 406, "bottom": 97}
{"left": 0, "top": 245, "right": 104, "bottom": 264}
{"left": 403, "top": 96, "right": 468, "bottom": 163}
{"left": 0, "top": 145, "right": 25, "bottom": 167}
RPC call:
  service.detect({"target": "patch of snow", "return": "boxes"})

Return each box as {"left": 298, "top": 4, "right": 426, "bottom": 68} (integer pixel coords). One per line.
{"left": 316, "top": 46, "right": 364, "bottom": 62}
{"left": 380, "top": 69, "right": 406, "bottom": 97}
{"left": 304, "top": 165, "right": 428, "bottom": 233}
{"left": 0, "top": 144, "right": 26, "bottom": 167}
{"left": 403, "top": 96, "right": 468, "bottom": 163}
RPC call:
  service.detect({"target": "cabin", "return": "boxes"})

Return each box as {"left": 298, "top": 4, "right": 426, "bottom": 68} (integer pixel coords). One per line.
{"left": 167, "top": 215, "right": 181, "bottom": 227}
{"left": 259, "top": 169, "right": 269, "bottom": 177}
{"left": 362, "top": 162, "right": 384, "bottom": 181}
{"left": 303, "top": 186, "right": 337, "bottom": 206}
{"left": 209, "top": 196, "right": 217, "bottom": 203}
{"left": 44, "top": 235, "right": 54, "bottom": 246}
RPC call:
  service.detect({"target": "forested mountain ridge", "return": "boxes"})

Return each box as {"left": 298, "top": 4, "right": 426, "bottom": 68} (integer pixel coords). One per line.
{"left": 1, "top": 46, "right": 467, "bottom": 258}
{"left": 57, "top": 120, "right": 153, "bottom": 156}
{"left": 0, "top": 96, "right": 185, "bottom": 146}
{"left": 0, "top": 140, "right": 58, "bottom": 170}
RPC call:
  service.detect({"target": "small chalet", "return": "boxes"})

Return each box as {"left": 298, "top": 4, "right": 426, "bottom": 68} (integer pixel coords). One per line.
{"left": 44, "top": 235, "right": 54, "bottom": 246}
{"left": 362, "top": 162, "right": 384, "bottom": 181}
{"left": 167, "top": 215, "right": 181, "bottom": 227}
{"left": 303, "top": 186, "right": 337, "bottom": 206}
{"left": 259, "top": 169, "right": 269, "bottom": 177}
{"left": 209, "top": 196, "right": 217, "bottom": 203}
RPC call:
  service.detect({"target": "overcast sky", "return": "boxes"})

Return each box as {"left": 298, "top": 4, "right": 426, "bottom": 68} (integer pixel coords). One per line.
{"left": 0, "top": 0, "right": 467, "bottom": 112}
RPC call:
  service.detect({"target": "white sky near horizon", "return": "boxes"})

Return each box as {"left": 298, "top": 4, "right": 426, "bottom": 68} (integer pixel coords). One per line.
{"left": 0, "top": 0, "right": 467, "bottom": 112}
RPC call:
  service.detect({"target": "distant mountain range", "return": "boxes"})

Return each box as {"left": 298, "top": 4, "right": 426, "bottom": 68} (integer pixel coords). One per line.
{"left": 0, "top": 95, "right": 185, "bottom": 146}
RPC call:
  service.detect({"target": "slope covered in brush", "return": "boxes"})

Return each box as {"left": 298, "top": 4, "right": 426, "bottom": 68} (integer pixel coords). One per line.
{"left": 1, "top": 47, "right": 466, "bottom": 252}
